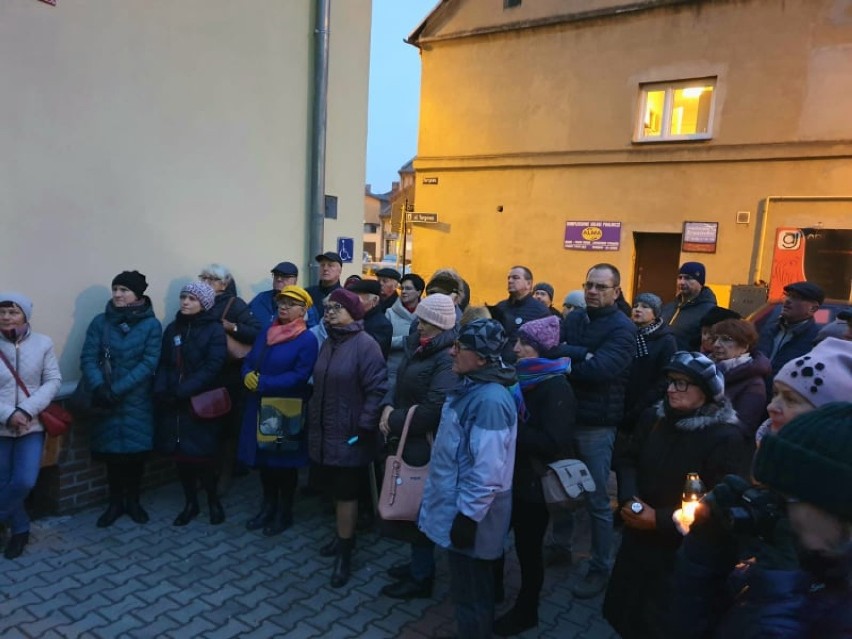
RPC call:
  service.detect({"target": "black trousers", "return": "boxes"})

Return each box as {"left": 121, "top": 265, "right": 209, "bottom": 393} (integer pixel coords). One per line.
{"left": 510, "top": 498, "right": 551, "bottom": 613}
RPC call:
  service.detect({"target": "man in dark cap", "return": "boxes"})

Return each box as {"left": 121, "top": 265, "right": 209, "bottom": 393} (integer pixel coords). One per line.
{"left": 305, "top": 251, "right": 343, "bottom": 327}
{"left": 249, "top": 261, "right": 299, "bottom": 332}
{"left": 348, "top": 279, "right": 392, "bottom": 358}
{"left": 660, "top": 261, "right": 718, "bottom": 351}
{"left": 374, "top": 267, "right": 402, "bottom": 313}
{"left": 532, "top": 282, "right": 562, "bottom": 317}
{"left": 756, "top": 280, "right": 825, "bottom": 380}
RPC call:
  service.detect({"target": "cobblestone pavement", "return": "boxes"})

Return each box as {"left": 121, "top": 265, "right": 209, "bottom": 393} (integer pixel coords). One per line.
{"left": 0, "top": 475, "right": 620, "bottom": 638}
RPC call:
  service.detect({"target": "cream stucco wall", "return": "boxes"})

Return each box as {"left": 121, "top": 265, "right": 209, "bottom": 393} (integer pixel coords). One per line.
{"left": 0, "top": 0, "right": 371, "bottom": 377}
{"left": 411, "top": 0, "right": 852, "bottom": 304}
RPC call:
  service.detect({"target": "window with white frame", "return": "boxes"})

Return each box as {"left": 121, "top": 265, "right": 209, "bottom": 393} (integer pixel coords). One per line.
{"left": 636, "top": 78, "right": 717, "bottom": 142}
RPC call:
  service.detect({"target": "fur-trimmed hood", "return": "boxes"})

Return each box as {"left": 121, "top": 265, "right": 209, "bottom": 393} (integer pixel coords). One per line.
{"left": 655, "top": 397, "right": 739, "bottom": 432}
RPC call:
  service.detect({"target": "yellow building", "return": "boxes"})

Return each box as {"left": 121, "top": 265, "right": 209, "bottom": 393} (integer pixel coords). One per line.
{"left": 408, "top": 0, "right": 852, "bottom": 308}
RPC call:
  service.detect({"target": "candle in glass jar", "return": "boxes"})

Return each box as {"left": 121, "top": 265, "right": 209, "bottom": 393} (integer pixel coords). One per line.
{"left": 680, "top": 472, "right": 706, "bottom": 529}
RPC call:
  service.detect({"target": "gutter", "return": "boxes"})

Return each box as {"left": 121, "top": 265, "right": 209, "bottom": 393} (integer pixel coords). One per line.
{"left": 309, "top": 0, "right": 331, "bottom": 286}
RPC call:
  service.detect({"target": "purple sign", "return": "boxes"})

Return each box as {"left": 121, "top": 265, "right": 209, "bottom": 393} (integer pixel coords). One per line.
{"left": 564, "top": 221, "right": 622, "bottom": 251}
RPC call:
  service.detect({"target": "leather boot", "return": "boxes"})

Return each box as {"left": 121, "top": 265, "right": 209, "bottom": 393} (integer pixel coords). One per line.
{"left": 330, "top": 537, "right": 354, "bottom": 588}
{"left": 262, "top": 495, "right": 292, "bottom": 536}
{"left": 319, "top": 534, "right": 340, "bottom": 557}
{"left": 173, "top": 500, "right": 200, "bottom": 526}
{"left": 96, "top": 498, "right": 125, "bottom": 528}
{"left": 493, "top": 602, "right": 538, "bottom": 636}
{"left": 125, "top": 496, "right": 149, "bottom": 524}
{"left": 3, "top": 532, "right": 29, "bottom": 560}
{"left": 208, "top": 496, "right": 225, "bottom": 525}
{"left": 246, "top": 500, "right": 276, "bottom": 531}
{"left": 380, "top": 576, "right": 434, "bottom": 600}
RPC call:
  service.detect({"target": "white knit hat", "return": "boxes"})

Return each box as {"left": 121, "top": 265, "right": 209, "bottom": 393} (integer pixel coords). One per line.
{"left": 415, "top": 293, "right": 456, "bottom": 330}
{"left": 773, "top": 338, "right": 852, "bottom": 408}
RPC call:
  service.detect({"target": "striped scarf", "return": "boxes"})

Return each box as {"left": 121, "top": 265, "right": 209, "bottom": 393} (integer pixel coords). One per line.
{"left": 516, "top": 357, "right": 571, "bottom": 392}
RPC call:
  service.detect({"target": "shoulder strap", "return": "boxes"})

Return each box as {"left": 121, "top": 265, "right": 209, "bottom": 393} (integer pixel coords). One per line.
{"left": 100, "top": 319, "right": 113, "bottom": 381}
{"left": 395, "top": 404, "right": 419, "bottom": 454}
{"left": 0, "top": 350, "right": 30, "bottom": 398}
{"left": 221, "top": 297, "right": 236, "bottom": 321}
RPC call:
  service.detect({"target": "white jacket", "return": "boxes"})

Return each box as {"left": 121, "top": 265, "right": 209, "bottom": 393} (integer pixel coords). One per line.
{"left": 0, "top": 329, "right": 62, "bottom": 437}
{"left": 385, "top": 298, "right": 417, "bottom": 387}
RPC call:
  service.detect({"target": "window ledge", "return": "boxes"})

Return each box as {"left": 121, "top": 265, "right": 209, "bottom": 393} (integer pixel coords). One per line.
{"left": 633, "top": 135, "right": 713, "bottom": 144}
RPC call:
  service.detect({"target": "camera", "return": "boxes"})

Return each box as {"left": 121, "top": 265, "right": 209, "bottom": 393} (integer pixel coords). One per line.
{"left": 701, "top": 474, "right": 786, "bottom": 541}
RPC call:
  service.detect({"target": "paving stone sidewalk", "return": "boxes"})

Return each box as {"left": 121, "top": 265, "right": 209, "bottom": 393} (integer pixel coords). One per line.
{"left": 0, "top": 475, "right": 619, "bottom": 638}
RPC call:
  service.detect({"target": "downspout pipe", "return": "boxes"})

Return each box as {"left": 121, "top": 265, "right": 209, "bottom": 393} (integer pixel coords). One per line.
{"left": 751, "top": 195, "right": 852, "bottom": 285}
{"left": 308, "top": 0, "right": 331, "bottom": 286}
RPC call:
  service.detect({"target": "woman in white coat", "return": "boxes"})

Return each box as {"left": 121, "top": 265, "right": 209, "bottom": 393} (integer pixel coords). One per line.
{"left": 0, "top": 292, "right": 61, "bottom": 559}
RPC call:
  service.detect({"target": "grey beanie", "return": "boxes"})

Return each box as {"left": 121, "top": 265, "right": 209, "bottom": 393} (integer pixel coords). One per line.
{"left": 563, "top": 290, "right": 586, "bottom": 309}
{"left": 0, "top": 292, "right": 33, "bottom": 322}
{"left": 634, "top": 293, "right": 663, "bottom": 318}
{"left": 663, "top": 351, "right": 725, "bottom": 402}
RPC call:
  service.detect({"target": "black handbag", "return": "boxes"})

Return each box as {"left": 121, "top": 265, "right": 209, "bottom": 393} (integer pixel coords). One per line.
{"left": 69, "top": 321, "right": 114, "bottom": 419}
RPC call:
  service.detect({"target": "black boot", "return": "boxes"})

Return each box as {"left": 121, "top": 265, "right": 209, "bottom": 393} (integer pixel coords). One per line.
{"left": 124, "top": 459, "right": 149, "bottom": 524}
{"left": 319, "top": 535, "right": 340, "bottom": 557}
{"left": 380, "top": 576, "right": 434, "bottom": 600}
{"left": 96, "top": 498, "right": 125, "bottom": 528}
{"left": 493, "top": 554, "right": 506, "bottom": 604}
{"left": 247, "top": 473, "right": 277, "bottom": 531}
{"left": 263, "top": 492, "right": 293, "bottom": 536}
{"left": 3, "top": 532, "right": 29, "bottom": 560}
{"left": 330, "top": 537, "right": 354, "bottom": 588}
{"left": 208, "top": 496, "right": 225, "bottom": 525}
{"left": 173, "top": 501, "right": 200, "bottom": 526}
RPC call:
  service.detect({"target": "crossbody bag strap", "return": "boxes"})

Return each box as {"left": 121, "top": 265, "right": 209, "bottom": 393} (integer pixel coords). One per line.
{"left": 100, "top": 320, "right": 113, "bottom": 383}
{"left": 221, "top": 297, "right": 236, "bottom": 321}
{"left": 0, "top": 350, "right": 30, "bottom": 398}
{"left": 395, "top": 404, "right": 419, "bottom": 455}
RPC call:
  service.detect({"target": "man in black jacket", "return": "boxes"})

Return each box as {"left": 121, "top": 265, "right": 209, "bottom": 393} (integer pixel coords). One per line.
{"left": 660, "top": 262, "right": 717, "bottom": 350}
{"left": 492, "top": 266, "right": 550, "bottom": 364}
{"left": 557, "top": 263, "right": 636, "bottom": 598}
{"left": 348, "top": 279, "right": 392, "bottom": 359}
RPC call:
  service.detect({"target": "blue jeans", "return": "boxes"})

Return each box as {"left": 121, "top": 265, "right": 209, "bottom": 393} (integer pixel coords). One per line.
{"left": 0, "top": 432, "right": 44, "bottom": 534}
{"left": 573, "top": 426, "right": 615, "bottom": 572}
{"left": 448, "top": 550, "right": 495, "bottom": 639}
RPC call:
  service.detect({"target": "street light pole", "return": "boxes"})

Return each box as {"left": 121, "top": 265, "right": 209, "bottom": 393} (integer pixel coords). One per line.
{"left": 401, "top": 198, "right": 411, "bottom": 273}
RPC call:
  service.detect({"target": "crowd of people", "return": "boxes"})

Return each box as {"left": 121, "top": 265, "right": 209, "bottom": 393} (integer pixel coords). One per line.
{"left": 1, "top": 253, "right": 850, "bottom": 638}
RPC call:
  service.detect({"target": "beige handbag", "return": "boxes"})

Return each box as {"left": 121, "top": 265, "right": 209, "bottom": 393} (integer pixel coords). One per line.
{"left": 378, "top": 405, "right": 428, "bottom": 522}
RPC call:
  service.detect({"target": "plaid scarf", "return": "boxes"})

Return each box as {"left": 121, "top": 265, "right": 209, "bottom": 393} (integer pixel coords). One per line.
{"left": 635, "top": 318, "right": 663, "bottom": 358}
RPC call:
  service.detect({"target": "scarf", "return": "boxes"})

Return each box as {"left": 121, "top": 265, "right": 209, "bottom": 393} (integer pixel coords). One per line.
{"left": 635, "top": 318, "right": 663, "bottom": 358}
{"left": 715, "top": 352, "right": 752, "bottom": 373}
{"left": 267, "top": 318, "right": 307, "bottom": 346}
{"left": 516, "top": 357, "right": 571, "bottom": 392}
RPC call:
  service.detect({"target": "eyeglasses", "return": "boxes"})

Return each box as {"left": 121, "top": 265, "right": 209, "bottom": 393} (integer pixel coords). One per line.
{"left": 713, "top": 335, "right": 737, "bottom": 345}
{"left": 582, "top": 281, "right": 614, "bottom": 292}
{"left": 199, "top": 275, "right": 221, "bottom": 282}
{"left": 323, "top": 302, "right": 344, "bottom": 314}
{"left": 277, "top": 300, "right": 305, "bottom": 309}
{"left": 666, "top": 378, "right": 696, "bottom": 392}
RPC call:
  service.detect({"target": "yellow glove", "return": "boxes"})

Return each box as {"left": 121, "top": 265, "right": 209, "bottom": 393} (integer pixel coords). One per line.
{"left": 243, "top": 371, "right": 260, "bottom": 391}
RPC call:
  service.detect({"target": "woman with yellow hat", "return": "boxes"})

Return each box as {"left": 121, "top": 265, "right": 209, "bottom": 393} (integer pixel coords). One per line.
{"left": 237, "top": 285, "right": 319, "bottom": 535}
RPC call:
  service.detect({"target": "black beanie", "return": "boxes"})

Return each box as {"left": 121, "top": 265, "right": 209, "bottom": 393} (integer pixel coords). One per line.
{"left": 112, "top": 270, "right": 148, "bottom": 299}
{"left": 753, "top": 402, "right": 852, "bottom": 522}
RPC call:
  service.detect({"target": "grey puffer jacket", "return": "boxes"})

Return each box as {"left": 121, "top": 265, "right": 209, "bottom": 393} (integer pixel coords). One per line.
{"left": 308, "top": 321, "right": 388, "bottom": 467}
{"left": 0, "top": 328, "right": 62, "bottom": 437}
{"left": 385, "top": 297, "right": 417, "bottom": 387}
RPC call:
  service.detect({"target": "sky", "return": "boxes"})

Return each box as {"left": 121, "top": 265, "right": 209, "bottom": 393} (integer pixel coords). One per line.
{"left": 365, "top": 0, "right": 437, "bottom": 194}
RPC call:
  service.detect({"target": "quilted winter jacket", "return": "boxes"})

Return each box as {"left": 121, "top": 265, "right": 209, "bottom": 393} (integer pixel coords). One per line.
{"left": 308, "top": 321, "right": 388, "bottom": 467}
{"left": 153, "top": 310, "right": 228, "bottom": 458}
{"left": 419, "top": 369, "right": 518, "bottom": 560}
{"left": 558, "top": 304, "right": 637, "bottom": 428}
{"left": 80, "top": 299, "right": 162, "bottom": 454}
{"left": 0, "top": 329, "right": 62, "bottom": 437}
{"left": 661, "top": 287, "right": 718, "bottom": 351}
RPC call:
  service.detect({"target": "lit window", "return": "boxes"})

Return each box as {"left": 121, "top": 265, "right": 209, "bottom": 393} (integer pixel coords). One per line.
{"left": 636, "top": 79, "right": 716, "bottom": 142}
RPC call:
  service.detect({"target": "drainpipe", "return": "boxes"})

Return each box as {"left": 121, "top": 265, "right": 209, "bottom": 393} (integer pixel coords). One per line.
{"left": 751, "top": 195, "right": 852, "bottom": 285}
{"left": 308, "top": 0, "right": 331, "bottom": 286}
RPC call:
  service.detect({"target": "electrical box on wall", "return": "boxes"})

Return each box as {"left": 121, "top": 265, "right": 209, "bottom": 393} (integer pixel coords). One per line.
{"left": 736, "top": 211, "right": 751, "bottom": 224}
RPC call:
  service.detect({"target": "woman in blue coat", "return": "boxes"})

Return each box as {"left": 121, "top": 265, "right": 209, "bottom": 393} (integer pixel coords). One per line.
{"left": 154, "top": 282, "right": 228, "bottom": 526}
{"left": 238, "top": 285, "right": 318, "bottom": 536}
{"left": 80, "top": 271, "right": 162, "bottom": 528}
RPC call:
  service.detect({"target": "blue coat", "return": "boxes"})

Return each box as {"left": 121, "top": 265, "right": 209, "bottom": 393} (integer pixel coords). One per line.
{"left": 153, "top": 310, "right": 228, "bottom": 459}
{"left": 756, "top": 316, "right": 820, "bottom": 379}
{"left": 81, "top": 299, "right": 162, "bottom": 454}
{"left": 419, "top": 367, "right": 518, "bottom": 560}
{"left": 248, "top": 289, "right": 278, "bottom": 333}
{"left": 558, "top": 304, "right": 636, "bottom": 428}
{"left": 237, "top": 327, "right": 318, "bottom": 468}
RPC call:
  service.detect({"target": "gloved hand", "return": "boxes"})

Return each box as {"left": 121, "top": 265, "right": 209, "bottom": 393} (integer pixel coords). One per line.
{"left": 743, "top": 515, "right": 799, "bottom": 571}
{"left": 93, "top": 384, "right": 117, "bottom": 408}
{"left": 243, "top": 371, "right": 260, "bottom": 391}
{"left": 450, "top": 512, "right": 477, "bottom": 549}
